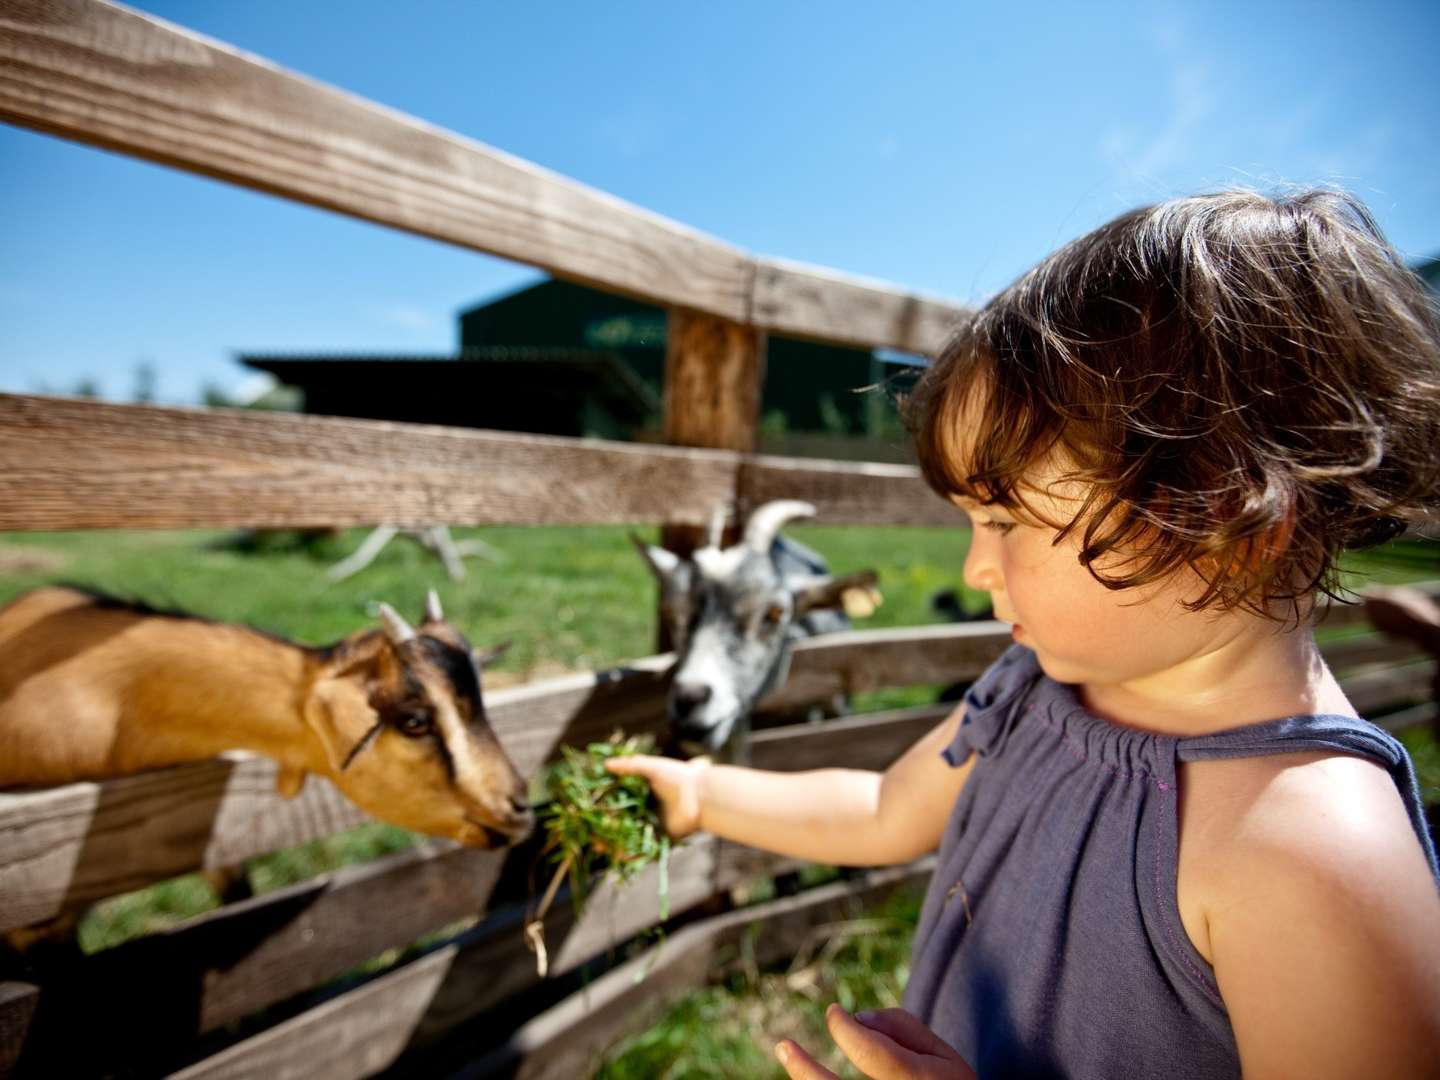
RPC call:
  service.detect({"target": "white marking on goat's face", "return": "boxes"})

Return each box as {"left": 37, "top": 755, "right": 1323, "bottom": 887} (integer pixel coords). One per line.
{"left": 667, "top": 558, "right": 798, "bottom": 753}
{"left": 310, "top": 626, "right": 533, "bottom": 849}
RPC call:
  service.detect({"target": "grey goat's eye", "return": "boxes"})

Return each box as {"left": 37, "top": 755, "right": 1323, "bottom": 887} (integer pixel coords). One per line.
{"left": 763, "top": 603, "right": 787, "bottom": 625}
{"left": 397, "top": 710, "right": 434, "bottom": 737}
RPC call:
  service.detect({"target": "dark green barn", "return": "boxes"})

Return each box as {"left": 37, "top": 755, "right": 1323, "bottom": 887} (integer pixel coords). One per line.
{"left": 242, "top": 279, "right": 910, "bottom": 455}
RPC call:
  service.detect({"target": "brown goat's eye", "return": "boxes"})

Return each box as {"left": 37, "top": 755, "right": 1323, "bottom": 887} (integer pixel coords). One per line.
{"left": 397, "top": 711, "right": 433, "bottom": 737}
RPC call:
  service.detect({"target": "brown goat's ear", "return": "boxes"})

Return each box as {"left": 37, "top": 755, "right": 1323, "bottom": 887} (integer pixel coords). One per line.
{"left": 474, "top": 641, "right": 512, "bottom": 669}
{"left": 275, "top": 764, "right": 307, "bottom": 799}
{"left": 794, "top": 569, "right": 881, "bottom": 616}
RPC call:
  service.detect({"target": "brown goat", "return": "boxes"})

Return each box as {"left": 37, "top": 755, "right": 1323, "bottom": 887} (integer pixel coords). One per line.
{"left": 0, "top": 586, "right": 532, "bottom": 848}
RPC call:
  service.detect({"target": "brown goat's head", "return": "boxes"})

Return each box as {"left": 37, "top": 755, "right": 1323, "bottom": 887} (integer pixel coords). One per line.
{"left": 302, "top": 591, "right": 532, "bottom": 848}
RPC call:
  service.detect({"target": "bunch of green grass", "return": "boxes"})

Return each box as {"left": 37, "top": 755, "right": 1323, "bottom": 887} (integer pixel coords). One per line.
{"left": 526, "top": 733, "right": 673, "bottom": 975}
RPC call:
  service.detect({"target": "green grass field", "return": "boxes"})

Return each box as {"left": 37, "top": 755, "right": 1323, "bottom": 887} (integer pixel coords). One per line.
{"left": 2, "top": 524, "right": 1437, "bottom": 1075}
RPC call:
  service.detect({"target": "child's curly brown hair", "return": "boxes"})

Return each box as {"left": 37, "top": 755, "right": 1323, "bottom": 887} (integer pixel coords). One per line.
{"left": 906, "top": 188, "right": 1440, "bottom": 619}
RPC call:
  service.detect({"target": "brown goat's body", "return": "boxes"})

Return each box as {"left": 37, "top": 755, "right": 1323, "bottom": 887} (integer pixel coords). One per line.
{"left": 0, "top": 586, "right": 532, "bottom": 850}
{"left": 0, "top": 587, "right": 317, "bottom": 787}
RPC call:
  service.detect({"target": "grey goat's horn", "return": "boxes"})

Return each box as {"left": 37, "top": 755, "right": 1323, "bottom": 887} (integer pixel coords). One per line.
{"left": 705, "top": 503, "right": 728, "bottom": 550}
{"left": 425, "top": 588, "right": 444, "bottom": 623}
{"left": 378, "top": 602, "right": 417, "bottom": 645}
{"left": 743, "top": 500, "right": 816, "bottom": 552}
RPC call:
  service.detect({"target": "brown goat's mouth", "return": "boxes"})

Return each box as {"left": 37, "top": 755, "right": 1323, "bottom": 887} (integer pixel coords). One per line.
{"left": 464, "top": 814, "right": 531, "bottom": 849}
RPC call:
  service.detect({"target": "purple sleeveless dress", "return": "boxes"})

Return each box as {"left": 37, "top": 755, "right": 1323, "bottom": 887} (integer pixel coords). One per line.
{"left": 902, "top": 645, "right": 1439, "bottom": 1079}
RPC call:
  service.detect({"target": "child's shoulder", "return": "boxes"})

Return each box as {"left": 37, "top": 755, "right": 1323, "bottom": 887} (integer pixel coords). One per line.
{"left": 1179, "top": 748, "right": 1437, "bottom": 956}
{"left": 1178, "top": 749, "right": 1440, "bottom": 1072}
{"left": 1182, "top": 748, "right": 1424, "bottom": 875}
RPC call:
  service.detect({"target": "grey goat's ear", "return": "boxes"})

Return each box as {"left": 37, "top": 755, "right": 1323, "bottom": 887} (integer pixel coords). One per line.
{"left": 630, "top": 531, "right": 683, "bottom": 582}
{"left": 473, "top": 641, "right": 512, "bottom": 669}
{"left": 793, "top": 569, "right": 881, "bottom": 616}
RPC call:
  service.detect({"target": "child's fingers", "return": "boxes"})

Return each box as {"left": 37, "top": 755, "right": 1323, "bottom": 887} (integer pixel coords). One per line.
{"left": 852, "top": 1008, "right": 969, "bottom": 1064}
{"left": 825, "top": 1003, "right": 936, "bottom": 1078}
{"left": 774, "top": 1038, "right": 841, "bottom": 1080}
{"left": 604, "top": 755, "right": 662, "bottom": 776}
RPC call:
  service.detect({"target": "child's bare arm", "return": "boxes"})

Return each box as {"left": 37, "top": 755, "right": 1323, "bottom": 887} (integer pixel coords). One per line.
{"left": 606, "top": 707, "right": 976, "bottom": 866}
{"left": 1204, "top": 756, "right": 1440, "bottom": 1076}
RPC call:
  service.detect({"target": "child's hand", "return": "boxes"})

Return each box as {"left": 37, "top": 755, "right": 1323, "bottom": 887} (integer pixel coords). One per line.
{"left": 774, "top": 1004, "right": 975, "bottom": 1079}
{"left": 603, "top": 753, "right": 711, "bottom": 839}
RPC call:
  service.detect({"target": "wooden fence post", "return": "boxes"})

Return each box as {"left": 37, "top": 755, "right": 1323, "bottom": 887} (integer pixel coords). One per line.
{"left": 657, "top": 308, "right": 766, "bottom": 647}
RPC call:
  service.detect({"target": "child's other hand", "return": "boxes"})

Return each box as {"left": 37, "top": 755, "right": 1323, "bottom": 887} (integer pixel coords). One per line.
{"left": 774, "top": 1004, "right": 976, "bottom": 1079}
{"left": 603, "top": 753, "right": 710, "bottom": 839}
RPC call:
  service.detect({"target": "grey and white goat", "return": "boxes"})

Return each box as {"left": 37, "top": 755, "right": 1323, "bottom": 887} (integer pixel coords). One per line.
{"left": 634, "top": 500, "right": 878, "bottom": 757}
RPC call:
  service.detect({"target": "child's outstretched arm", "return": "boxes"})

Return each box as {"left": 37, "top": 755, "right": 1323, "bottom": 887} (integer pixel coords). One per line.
{"left": 605, "top": 707, "right": 975, "bottom": 866}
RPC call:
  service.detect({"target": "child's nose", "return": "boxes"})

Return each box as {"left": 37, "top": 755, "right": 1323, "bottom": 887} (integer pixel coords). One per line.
{"left": 963, "top": 533, "right": 1002, "bottom": 594}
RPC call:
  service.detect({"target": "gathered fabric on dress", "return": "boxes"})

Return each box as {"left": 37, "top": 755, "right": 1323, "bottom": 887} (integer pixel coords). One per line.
{"left": 903, "top": 645, "right": 1438, "bottom": 1080}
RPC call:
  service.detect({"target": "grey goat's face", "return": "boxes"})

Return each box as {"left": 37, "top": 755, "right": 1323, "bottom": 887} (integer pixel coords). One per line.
{"left": 636, "top": 501, "right": 876, "bottom": 756}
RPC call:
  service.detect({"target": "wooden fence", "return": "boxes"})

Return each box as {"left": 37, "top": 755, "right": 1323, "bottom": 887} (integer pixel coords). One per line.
{"left": 0, "top": 2, "right": 1436, "bottom": 1077}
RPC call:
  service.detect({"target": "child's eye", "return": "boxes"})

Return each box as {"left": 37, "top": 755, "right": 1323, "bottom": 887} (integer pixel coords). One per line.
{"left": 982, "top": 520, "right": 1017, "bottom": 535}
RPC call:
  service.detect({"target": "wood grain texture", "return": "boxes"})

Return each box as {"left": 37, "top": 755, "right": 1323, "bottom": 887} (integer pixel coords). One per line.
{"left": 0, "top": 754, "right": 367, "bottom": 932}
{"left": 759, "top": 623, "right": 1008, "bottom": 711}
{"left": 753, "top": 255, "right": 970, "bottom": 356}
{"left": 0, "top": 394, "right": 740, "bottom": 531}
{"left": 0, "top": 983, "right": 38, "bottom": 1080}
{"left": 662, "top": 308, "right": 764, "bottom": 453}
{"left": 741, "top": 452, "right": 960, "bottom": 527}
{"left": 450, "top": 861, "right": 935, "bottom": 1080}
{"left": 0, "top": 1, "right": 970, "bottom": 351}
{"left": 0, "top": 0, "right": 751, "bottom": 321}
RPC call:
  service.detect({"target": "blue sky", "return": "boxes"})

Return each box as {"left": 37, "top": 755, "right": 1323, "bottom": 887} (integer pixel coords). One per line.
{"left": 2, "top": 0, "right": 1437, "bottom": 403}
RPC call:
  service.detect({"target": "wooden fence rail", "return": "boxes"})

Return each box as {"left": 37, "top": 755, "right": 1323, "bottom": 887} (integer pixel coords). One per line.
{"left": 0, "top": 0, "right": 967, "bottom": 356}
{"left": 0, "top": 394, "right": 957, "bottom": 532}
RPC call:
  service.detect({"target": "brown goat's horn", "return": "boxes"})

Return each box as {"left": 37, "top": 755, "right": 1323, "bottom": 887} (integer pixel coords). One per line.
{"left": 743, "top": 500, "right": 816, "bottom": 552}
{"left": 425, "top": 589, "right": 444, "bottom": 623}
{"left": 378, "top": 602, "right": 417, "bottom": 645}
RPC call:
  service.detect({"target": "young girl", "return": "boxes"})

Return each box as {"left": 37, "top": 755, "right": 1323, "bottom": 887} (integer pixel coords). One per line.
{"left": 609, "top": 189, "right": 1440, "bottom": 1078}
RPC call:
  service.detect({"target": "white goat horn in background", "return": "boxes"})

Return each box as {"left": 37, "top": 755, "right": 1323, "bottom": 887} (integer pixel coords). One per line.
{"left": 425, "top": 588, "right": 444, "bottom": 623}
{"left": 705, "top": 503, "right": 728, "bottom": 549}
{"left": 378, "top": 602, "right": 417, "bottom": 645}
{"left": 743, "top": 500, "right": 817, "bottom": 552}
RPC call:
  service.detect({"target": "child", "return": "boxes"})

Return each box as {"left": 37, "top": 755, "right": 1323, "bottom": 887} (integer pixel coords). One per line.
{"left": 609, "top": 189, "right": 1440, "bottom": 1078}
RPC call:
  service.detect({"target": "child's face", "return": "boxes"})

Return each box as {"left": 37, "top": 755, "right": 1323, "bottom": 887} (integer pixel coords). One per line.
{"left": 956, "top": 480, "right": 1233, "bottom": 691}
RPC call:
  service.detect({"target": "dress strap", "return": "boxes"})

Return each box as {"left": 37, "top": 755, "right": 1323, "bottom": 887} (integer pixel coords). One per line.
{"left": 1177, "top": 714, "right": 1438, "bottom": 877}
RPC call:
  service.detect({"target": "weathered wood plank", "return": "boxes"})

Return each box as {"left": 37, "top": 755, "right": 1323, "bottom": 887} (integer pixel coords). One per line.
{"left": 0, "top": 754, "right": 367, "bottom": 932}
{"left": 749, "top": 701, "right": 953, "bottom": 774}
{"left": 447, "top": 861, "right": 935, "bottom": 1080}
{"left": 0, "top": 0, "right": 751, "bottom": 322}
{"left": 0, "top": 1, "right": 971, "bottom": 352}
{"left": 753, "top": 256, "right": 968, "bottom": 356}
{"left": 741, "top": 452, "right": 960, "bottom": 528}
{"left": 0, "top": 394, "right": 977, "bottom": 532}
{"left": 161, "top": 837, "right": 724, "bottom": 1079}
{"left": 662, "top": 309, "right": 765, "bottom": 454}
{"left": 0, "top": 982, "right": 38, "bottom": 1080}
{"left": 13, "top": 837, "right": 720, "bottom": 1077}
{"left": 1340, "top": 660, "right": 1436, "bottom": 716}
{"left": 0, "top": 394, "right": 739, "bottom": 531}
{"left": 1376, "top": 701, "right": 1437, "bottom": 735}
{"left": 760, "top": 622, "right": 1006, "bottom": 711}
{"left": 168, "top": 942, "right": 458, "bottom": 1080}
{"left": 1319, "top": 632, "right": 1427, "bottom": 672}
